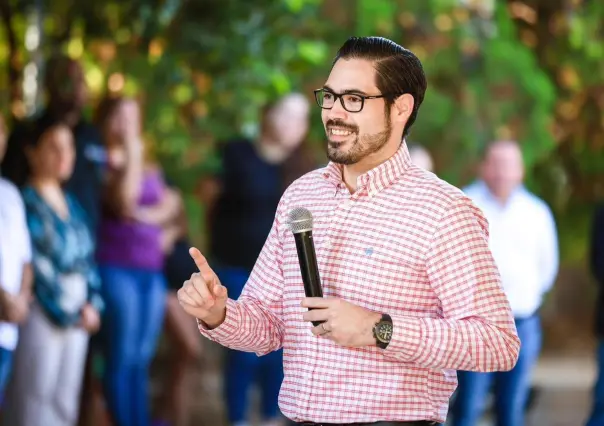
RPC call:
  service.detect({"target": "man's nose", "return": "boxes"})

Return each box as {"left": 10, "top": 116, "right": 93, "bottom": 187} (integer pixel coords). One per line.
{"left": 325, "top": 100, "right": 348, "bottom": 121}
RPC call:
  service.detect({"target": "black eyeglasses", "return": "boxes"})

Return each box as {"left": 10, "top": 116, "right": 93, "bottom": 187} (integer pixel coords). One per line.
{"left": 314, "top": 88, "right": 390, "bottom": 113}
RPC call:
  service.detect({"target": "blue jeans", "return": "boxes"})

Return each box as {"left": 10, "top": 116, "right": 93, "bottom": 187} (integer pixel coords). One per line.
{"left": 586, "top": 340, "right": 604, "bottom": 426}
{"left": 98, "top": 265, "right": 167, "bottom": 426}
{"left": 0, "top": 348, "right": 13, "bottom": 405}
{"left": 450, "top": 315, "right": 541, "bottom": 426}
{"left": 215, "top": 266, "right": 284, "bottom": 423}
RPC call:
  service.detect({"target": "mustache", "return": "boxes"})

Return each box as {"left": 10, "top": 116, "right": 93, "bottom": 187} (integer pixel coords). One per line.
{"left": 326, "top": 119, "right": 358, "bottom": 133}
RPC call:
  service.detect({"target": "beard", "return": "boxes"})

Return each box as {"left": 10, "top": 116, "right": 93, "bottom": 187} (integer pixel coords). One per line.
{"left": 325, "top": 115, "right": 392, "bottom": 166}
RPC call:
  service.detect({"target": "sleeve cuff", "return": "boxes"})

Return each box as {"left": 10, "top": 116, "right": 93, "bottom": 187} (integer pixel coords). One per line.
{"left": 384, "top": 315, "right": 423, "bottom": 362}
{"left": 197, "top": 298, "right": 241, "bottom": 343}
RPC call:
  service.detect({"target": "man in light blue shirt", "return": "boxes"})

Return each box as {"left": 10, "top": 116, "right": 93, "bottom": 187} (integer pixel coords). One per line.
{"left": 451, "top": 140, "right": 559, "bottom": 426}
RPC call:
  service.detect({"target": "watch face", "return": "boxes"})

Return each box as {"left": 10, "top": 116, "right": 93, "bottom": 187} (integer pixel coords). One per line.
{"left": 376, "top": 322, "right": 393, "bottom": 343}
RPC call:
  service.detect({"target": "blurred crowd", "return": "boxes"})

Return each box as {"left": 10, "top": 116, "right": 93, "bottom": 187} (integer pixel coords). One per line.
{"left": 0, "top": 53, "right": 317, "bottom": 426}
{"left": 0, "top": 53, "right": 600, "bottom": 426}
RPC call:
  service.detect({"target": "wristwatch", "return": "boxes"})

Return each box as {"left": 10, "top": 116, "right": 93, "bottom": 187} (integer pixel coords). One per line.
{"left": 372, "top": 313, "right": 393, "bottom": 349}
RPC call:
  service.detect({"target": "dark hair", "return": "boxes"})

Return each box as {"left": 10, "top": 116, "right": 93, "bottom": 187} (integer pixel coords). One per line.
{"left": 333, "top": 36, "right": 427, "bottom": 139}
{"left": 44, "top": 54, "right": 75, "bottom": 90}
{"left": 26, "top": 118, "right": 69, "bottom": 149}
{"left": 259, "top": 98, "right": 279, "bottom": 138}
{"left": 94, "top": 95, "right": 126, "bottom": 133}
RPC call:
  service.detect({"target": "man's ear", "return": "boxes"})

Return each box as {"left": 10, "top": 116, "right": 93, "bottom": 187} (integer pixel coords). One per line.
{"left": 392, "top": 94, "right": 414, "bottom": 124}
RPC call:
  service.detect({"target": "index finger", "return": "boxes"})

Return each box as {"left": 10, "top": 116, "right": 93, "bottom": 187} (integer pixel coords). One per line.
{"left": 301, "top": 297, "right": 335, "bottom": 309}
{"left": 189, "top": 247, "right": 213, "bottom": 277}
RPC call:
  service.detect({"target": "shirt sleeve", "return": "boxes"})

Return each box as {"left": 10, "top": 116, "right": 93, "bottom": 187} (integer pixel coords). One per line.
{"left": 197, "top": 196, "right": 287, "bottom": 355}
{"left": 383, "top": 196, "right": 520, "bottom": 373}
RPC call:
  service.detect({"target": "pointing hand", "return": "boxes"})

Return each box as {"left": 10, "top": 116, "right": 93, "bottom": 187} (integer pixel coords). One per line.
{"left": 177, "top": 247, "right": 228, "bottom": 329}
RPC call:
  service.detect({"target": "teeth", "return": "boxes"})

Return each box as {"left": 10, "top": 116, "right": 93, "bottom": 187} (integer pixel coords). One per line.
{"left": 330, "top": 128, "right": 352, "bottom": 136}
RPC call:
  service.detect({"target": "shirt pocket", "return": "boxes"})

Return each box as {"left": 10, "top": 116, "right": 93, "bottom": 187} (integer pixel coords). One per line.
{"left": 366, "top": 243, "right": 425, "bottom": 285}
{"left": 337, "top": 241, "right": 431, "bottom": 314}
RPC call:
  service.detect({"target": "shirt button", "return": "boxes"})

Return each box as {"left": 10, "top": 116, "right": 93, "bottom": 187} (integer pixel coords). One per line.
{"left": 323, "top": 173, "right": 330, "bottom": 179}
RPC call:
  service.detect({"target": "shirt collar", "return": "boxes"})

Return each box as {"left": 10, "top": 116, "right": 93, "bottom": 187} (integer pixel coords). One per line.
{"left": 321, "top": 141, "right": 413, "bottom": 197}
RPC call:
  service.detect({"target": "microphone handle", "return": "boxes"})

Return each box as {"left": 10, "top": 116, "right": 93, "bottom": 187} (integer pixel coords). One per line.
{"left": 293, "top": 230, "right": 324, "bottom": 326}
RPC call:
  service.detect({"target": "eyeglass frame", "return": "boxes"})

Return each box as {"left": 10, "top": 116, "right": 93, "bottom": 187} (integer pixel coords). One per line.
{"left": 313, "top": 88, "right": 399, "bottom": 113}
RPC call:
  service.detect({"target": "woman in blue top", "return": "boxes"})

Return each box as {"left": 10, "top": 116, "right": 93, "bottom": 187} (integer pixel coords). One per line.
{"left": 2, "top": 121, "right": 103, "bottom": 426}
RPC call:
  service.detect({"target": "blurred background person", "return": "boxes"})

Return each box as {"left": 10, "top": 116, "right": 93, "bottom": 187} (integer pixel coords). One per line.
{"left": 201, "top": 92, "right": 313, "bottom": 426}
{"left": 586, "top": 203, "right": 604, "bottom": 426}
{"left": 407, "top": 142, "right": 434, "bottom": 172}
{"left": 94, "top": 96, "right": 180, "bottom": 426}
{"left": 2, "top": 122, "right": 103, "bottom": 426}
{"left": 1, "top": 54, "right": 105, "bottom": 234}
{"left": 451, "top": 140, "right": 559, "bottom": 426}
{"left": 0, "top": 114, "right": 33, "bottom": 408}
{"left": 154, "top": 185, "right": 202, "bottom": 426}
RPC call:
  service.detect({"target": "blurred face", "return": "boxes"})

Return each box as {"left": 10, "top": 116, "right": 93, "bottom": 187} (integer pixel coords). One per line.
{"left": 103, "top": 99, "right": 142, "bottom": 170}
{"left": 480, "top": 141, "right": 524, "bottom": 199}
{"left": 49, "top": 60, "right": 88, "bottom": 112}
{"left": 105, "top": 99, "right": 141, "bottom": 143}
{"left": 266, "top": 95, "right": 310, "bottom": 151}
{"left": 321, "top": 58, "right": 393, "bottom": 165}
{"left": 27, "top": 126, "right": 75, "bottom": 182}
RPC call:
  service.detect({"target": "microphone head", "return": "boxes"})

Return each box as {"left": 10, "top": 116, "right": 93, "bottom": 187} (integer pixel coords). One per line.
{"left": 287, "top": 207, "right": 313, "bottom": 234}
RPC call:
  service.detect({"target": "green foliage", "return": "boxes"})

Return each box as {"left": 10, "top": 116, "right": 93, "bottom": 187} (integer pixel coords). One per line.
{"left": 353, "top": 0, "right": 558, "bottom": 186}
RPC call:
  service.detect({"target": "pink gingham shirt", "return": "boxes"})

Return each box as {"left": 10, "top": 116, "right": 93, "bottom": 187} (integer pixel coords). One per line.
{"left": 199, "top": 142, "right": 520, "bottom": 424}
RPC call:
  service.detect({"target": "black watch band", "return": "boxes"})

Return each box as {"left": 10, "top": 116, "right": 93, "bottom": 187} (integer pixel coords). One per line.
{"left": 373, "top": 313, "right": 393, "bottom": 349}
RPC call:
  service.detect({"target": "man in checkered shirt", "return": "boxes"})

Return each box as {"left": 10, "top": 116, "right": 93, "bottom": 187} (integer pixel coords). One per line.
{"left": 178, "top": 36, "right": 520, "bottom": 426}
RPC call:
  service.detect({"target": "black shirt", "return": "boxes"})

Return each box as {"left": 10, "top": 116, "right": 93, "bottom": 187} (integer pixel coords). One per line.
{"left": 210, "top": 140, "right": 286, "bottom": 271}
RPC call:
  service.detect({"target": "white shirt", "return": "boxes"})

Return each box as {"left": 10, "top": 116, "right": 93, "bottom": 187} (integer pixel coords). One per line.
{"left": 463, "top": 180, "right": 559, "bottom": 318}
{"left": 0, "top": 178, "right": 32, "bottom": 350}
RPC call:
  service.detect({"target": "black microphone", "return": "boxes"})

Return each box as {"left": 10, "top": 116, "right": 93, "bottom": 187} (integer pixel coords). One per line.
{"left": 287, "top": 207, "right": 324, "bottom": 326}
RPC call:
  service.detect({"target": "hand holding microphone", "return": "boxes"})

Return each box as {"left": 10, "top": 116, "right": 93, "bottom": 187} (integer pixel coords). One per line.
{"left": 288, "top": 207, "right": 381, "bottom": 347}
